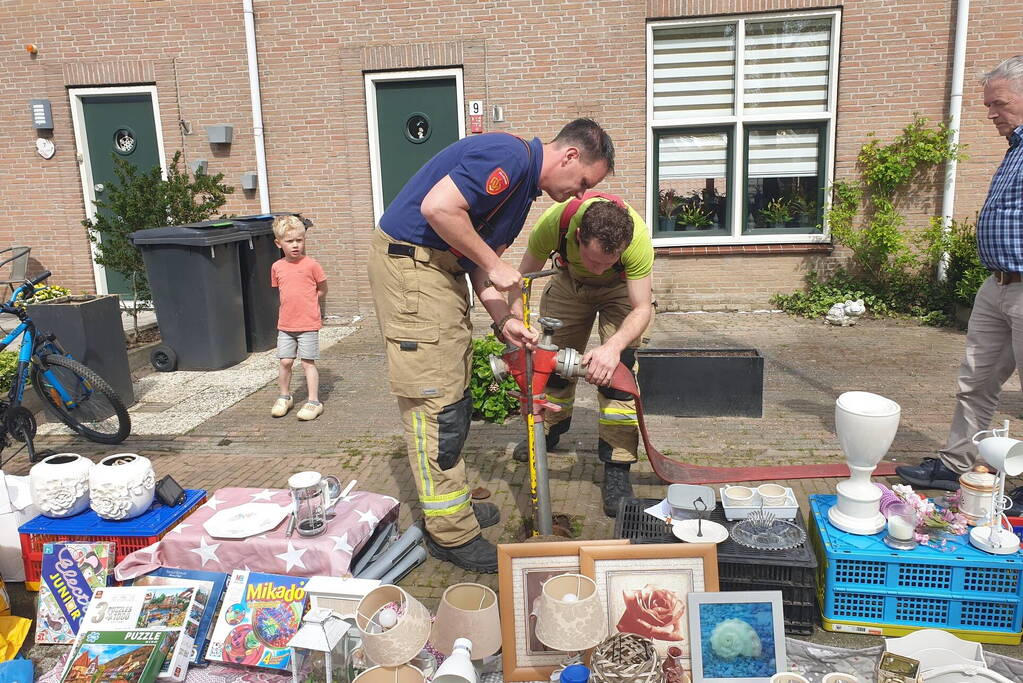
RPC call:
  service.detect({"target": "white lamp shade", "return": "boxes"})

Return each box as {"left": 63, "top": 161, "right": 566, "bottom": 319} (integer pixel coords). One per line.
{"left": 352, "top": 665, "right": 425, "bottom": 683}
{"left": 533, "top": 574, "right": 606, "bottom": 652}
{"left": 835, "top": 391, "right": 901, "bottom": 466}
{"left": 976, "top": 436, "right": 1023, "bottom": 476}
{"left": 430, "top": 583, "right": 501, "bottom": 658}
{"left": 356, "top": 585, "right": 431, "bottom": 667}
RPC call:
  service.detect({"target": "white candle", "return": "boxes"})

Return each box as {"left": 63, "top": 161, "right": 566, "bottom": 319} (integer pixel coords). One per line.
{"left": 887, "top": 515, "right": 916, "bottom": 541}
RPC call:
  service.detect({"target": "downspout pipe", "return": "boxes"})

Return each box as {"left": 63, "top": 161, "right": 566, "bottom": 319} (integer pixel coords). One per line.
{"left": 243, "top": 0, "right": 271, "bottom": 213}
{"left": 938, "top": 0, "right": 970, "bottom": 280}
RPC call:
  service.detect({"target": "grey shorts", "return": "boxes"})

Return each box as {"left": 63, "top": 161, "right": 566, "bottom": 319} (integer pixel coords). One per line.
{"left": 277, "top": 330, "right": 320, "bottom": 360}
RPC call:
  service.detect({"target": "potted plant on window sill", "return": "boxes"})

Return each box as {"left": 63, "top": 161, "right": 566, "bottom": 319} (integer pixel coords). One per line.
{"left": 675, "top": 202, "right": 713, "bottom": 231}
{"left": 657, "top": 189, "right": 682, "bottom": 232}
{"left": 758, "top": 197, "right": 794, "bottom": 230}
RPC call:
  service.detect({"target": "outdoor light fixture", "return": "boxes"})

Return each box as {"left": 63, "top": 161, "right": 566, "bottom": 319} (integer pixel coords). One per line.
{"left": 970, "top": 421, "right": 1023, "bottom": 555}
{"left": 289, "top": 607, "right": 351, "bottom": 683}
{"left": 828, "top": 391, "right": 901, "bottom": 535}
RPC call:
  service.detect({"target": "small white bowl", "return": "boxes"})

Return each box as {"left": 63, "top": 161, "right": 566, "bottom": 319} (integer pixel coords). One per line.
{"left": 722, "top": 485, "right": 754, "bottom": 507}
{"left": 757, "top": 483, "right": 789, "bottom": 507}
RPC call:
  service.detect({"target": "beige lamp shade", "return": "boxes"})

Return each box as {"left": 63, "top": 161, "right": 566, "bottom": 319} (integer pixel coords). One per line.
{"left": 533, "top": 573, "right": 606, "bottom": 652}
{"left": 352, "top": 664, "right": 425, "bottom": 683}
{"left": 356, "top": 585, "right": 432, "bottom": 667}
{"left": 430, "top": 583, "right": 501, "bottom": 657}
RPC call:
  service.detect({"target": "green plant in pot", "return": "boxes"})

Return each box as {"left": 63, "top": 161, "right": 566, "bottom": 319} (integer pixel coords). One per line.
{"left": 675, "top": 195, "right": 713, "bottom": 230}
{"left": 657, "top": 189, "right": 683, "bottom": 231}
{"left": 758, "top": 197, "right": 794, "bottom": 229}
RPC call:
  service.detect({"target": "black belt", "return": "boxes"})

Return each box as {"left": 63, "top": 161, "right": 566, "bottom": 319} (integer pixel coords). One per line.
{"left": 387, "top": 243, "right": 416, "bottom": 258}
{"left": 993, "top": 270, "right": 1022, "bottom": 285}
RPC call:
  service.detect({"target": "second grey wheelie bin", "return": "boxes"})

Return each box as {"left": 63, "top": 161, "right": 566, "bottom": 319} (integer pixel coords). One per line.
{"left": 230, "top": 213, "right": 312, "bottom": 352}
{"left": 129, "top": 220, "right": 249, "bottom": 371}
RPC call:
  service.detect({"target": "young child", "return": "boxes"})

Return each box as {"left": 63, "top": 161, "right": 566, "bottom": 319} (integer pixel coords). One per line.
{"left": 270, "top": 215, "right": 328, "bottom": 420}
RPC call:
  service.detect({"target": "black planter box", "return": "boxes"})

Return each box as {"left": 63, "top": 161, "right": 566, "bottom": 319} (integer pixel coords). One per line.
{"left": 27, "top": 294, "right": 135, "bottom": 406}
{"left": 636, "top": 347, "right": 763, "bottom": 417}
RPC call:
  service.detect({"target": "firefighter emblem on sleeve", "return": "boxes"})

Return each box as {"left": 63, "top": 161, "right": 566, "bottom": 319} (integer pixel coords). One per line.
{"left": 486, "top": 168, "right": 510, "bottom": 195}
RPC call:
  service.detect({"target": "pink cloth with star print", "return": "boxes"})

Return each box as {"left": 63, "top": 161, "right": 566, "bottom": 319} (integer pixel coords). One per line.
{"left": 113, "top": 487, "right": 398, "bottom": 581}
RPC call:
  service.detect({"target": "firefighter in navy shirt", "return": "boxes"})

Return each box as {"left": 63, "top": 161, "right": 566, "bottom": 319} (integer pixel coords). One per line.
{"left": 368, "top": 119, "right": 614, "bottom": 572}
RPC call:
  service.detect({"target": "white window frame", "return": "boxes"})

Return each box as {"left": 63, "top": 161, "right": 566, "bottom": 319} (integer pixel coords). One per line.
{"left": 646, "top": 9, "right": 841, "bottom": 246}
{"left": 70, "top": 85, "right": 168, "bottom": 295}
{"left": 364, "top": 68, "right": 465, "bottom": 226}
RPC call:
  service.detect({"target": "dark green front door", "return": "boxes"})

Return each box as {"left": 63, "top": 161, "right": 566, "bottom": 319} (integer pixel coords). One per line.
{"left": 374, "top": 77, "right": 459, "bottom": 209}
{"left": 80, "top": 92, "right": 161, "bottom": 296}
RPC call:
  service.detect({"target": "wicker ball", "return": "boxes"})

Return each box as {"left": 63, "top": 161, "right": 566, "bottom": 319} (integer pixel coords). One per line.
{"left": 589, "top": 632, "right": 660, "bottom": 683}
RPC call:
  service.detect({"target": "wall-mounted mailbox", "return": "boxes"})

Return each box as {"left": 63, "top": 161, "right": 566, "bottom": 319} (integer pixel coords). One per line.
{"left": 206, "top": 125, "right": 233, "bottom": 144}
{"left": 241, "top": 172, "right": 258, "bottom": 190}
{"left": 30, "top": 99, "right": 53, "bottom": 129}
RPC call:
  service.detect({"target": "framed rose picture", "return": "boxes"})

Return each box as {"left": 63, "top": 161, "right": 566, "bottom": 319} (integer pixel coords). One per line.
{"left": 497, "top": 539, "right": 629, "bottom": 682}
{"left": 579, "top": 543, "right": 718, "bottom": 672}
{"left": 687, "top": 591, "right": 786, "bottom": 683}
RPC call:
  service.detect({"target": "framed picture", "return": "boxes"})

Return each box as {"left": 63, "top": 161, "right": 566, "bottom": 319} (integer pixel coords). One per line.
{"left": 687, "top": 590, "right": 786, "bottom": 683}
{"left": 498, "top": 539, "right": 629, "bottom": 682}
{"left": 579, "top": 543, "right": 718, "bottom": 671}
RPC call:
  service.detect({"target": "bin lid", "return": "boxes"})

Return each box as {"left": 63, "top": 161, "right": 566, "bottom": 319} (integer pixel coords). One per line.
{"left": 129, "top": 219, "right": 247, "bottom": 247}
{"left": 230, "top": 212, "right": 312, "bottom": 236}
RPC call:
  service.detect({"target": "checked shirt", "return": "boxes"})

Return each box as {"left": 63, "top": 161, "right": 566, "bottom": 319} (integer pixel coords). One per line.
{"left": 977, "top": 125, "right": 1023, "bottom": 271}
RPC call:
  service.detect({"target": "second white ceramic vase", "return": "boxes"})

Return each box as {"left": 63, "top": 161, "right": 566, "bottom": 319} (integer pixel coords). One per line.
{"left": 89, "top": 453, "right": 156, "bottom": 520}
{"left": 29, "top": 452, "right": 92, "bottom": 518}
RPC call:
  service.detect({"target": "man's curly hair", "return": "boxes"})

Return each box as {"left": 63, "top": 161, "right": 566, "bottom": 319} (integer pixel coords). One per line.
{"left": 578, "top": 200, "right": 633, "bottom": 254}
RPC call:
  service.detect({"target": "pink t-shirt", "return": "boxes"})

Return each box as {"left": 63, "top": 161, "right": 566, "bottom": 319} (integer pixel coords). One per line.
{"left": 271, "top": 256, "right": 327, "bottom": 331}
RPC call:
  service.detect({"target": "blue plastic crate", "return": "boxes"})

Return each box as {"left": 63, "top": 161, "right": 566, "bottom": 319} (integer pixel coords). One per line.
{"left": 19, "top": 489, "right": 206, "bottom": 536}
{"left": 810, "top": 494, "right": 1023, "bottom": 639}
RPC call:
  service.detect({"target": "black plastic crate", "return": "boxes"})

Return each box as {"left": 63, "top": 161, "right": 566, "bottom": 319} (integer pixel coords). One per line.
{"left": 615, "top": 497, "right": 818, "bottom": 635}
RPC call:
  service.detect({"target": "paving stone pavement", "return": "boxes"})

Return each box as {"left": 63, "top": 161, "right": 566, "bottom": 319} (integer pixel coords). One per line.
{"left": 13, "top": 310, "right": 1023, "bottom": 664}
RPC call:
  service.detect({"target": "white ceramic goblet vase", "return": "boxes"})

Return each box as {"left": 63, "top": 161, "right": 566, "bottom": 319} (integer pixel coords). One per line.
{"left": 29, "top": 452, "right": 92, "bottom": 518}
{"left": 89, "top": 453, "right": 156, "bottom": 520}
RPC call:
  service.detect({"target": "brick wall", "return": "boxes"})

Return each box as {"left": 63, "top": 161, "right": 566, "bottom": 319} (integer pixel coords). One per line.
{"left": 0, "top": 0, "right": 1018, "bottom": 314}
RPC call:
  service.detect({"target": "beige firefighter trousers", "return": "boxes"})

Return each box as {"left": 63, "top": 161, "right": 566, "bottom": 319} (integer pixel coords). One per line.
{"left": 539, "top": 269, "right": 640, "bottom": 464}
{"left": 367, "top": 227, "right": 479, "bottom": 547}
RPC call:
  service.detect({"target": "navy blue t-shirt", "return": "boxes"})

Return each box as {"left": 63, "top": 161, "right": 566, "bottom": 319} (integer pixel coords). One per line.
{"left": 379, "top": 133, "right": 543, "bottom": 270}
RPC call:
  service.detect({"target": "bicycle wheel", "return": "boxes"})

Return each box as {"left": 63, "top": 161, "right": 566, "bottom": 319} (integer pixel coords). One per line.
{"left": 32, "top": 354, "right": 131, "bottom": 444}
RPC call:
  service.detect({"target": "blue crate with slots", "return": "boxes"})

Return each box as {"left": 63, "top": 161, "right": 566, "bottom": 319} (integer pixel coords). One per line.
{"left": 809, "top": 494, "right": 1023, "bottom": 644}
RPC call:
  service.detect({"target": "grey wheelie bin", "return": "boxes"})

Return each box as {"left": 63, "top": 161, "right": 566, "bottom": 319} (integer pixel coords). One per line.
{"left": 230, "top": 213, "right": 312, "bottom": 352}
{"left": 129, "top": 220, "right": 248, "bottom": 372}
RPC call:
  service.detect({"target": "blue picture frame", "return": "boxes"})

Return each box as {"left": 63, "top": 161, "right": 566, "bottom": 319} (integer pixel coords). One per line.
{"left": 687, "top": 590, "right": 786, "bottom": 683}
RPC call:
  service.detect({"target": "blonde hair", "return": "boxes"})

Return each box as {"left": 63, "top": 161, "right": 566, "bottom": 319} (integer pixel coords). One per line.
{"left": 272, "top": 215, "right": 306, "bottom": 240}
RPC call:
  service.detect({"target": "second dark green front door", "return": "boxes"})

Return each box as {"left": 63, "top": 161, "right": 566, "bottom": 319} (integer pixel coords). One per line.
{"left": 374, "top": 77, "right": 459, "bottom": 209}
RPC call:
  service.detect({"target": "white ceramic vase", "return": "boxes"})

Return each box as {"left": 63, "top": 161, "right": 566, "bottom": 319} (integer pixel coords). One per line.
{"left": 29, "top": 452, "right": 92, "bottom": 518}
{"left": 89, "top": 453, "right": 156, "bottom": 520}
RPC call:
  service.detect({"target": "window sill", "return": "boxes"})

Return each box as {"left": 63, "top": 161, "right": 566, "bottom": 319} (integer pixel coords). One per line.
{"left": 654, "top": 243, "right": 835, "bottom": 257}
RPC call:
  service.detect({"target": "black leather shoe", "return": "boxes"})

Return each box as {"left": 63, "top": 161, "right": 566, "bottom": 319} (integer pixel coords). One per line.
{"left": 473, "top": 502, "right": 500, "bottom": 529}
{"left": 895, "top": 457, "right": 960, "bottom": 492}
{"left": 424, "top": 533, "right": 498, "bottom": 573}
{"left": 602, "top": 463, "right": 634, "bottom": 517}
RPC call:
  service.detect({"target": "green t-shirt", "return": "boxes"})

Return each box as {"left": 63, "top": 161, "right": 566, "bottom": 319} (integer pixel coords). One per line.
{"left": 526, "top": 198, "right": 654, "bottom": 282}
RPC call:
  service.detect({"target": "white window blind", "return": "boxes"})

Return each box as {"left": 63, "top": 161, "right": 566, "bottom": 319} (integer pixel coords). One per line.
{"left": 743, "top": 19, "right": 831, "bottom": 114}
{"left": 658, "top": 132, "right": 728, "bottom": 180}
{"left": 748, "top": 128, "right": 820, "bottom": 178}
{"left": 652, "top": 24, "right": 735, "bottom": 120}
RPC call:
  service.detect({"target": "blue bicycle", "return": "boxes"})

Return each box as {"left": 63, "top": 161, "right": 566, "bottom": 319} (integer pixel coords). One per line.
{"left": 0, "top": 269, "right": 130, "bottom": 463}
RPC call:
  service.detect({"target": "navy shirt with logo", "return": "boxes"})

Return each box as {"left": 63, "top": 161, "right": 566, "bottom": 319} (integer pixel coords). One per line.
{"left": 379, "top": 133, "right": 543, "bottom": 271}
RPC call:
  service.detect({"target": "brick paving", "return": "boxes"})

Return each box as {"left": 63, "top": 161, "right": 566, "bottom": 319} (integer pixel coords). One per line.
{"left": 13, "top": 310, "right": 1023, "bottom": 665}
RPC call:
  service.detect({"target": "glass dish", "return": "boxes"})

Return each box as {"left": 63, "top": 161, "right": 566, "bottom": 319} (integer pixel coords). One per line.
{"left": 731, "top": 517, "right": 807, "bottom": 550}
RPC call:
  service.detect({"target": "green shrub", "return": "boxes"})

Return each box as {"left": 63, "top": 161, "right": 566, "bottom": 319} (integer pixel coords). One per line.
{"left": 0, "top": 351, "right": 19, "bottom": 394}
{"left": 470, "top": 334, "right": 521, "bottom": 424}
{"left": 15, "top": 283, "right": 71, "bottom": 307}
{"left": 772, "top": 271, "right": 892, "bottom": 318}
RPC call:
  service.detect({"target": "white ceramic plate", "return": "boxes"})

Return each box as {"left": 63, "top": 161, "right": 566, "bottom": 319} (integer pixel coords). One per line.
{"left": 671, "top": 519, "right": 729, "bottom": 544}
{"left": 203, "top": 503, "right": 291, "bottom": 539}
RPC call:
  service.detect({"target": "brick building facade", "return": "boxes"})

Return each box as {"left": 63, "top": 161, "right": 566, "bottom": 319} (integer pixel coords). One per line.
{"left": 1, "top": 0, "right": 1018, "bottom": 315}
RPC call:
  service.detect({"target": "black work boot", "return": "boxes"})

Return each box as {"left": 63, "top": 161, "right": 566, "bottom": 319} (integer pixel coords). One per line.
{"left": 602, "top": 462, "right": 634, "bottom": 517}
{"left": 895, "top": 457, "right": 961, "bottom": 492}
{"left": 424, "top": 533, "right": 498, "bottom": 573}
{"left": 513, "top": 419, "right": 571, "bottom": 462}
{"left": 472, "top": 502, "right": 500, "bottom": 529}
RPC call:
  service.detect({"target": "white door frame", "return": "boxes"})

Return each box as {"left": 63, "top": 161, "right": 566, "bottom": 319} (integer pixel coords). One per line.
{"left": 69, "top": 85, "right": 168, "bottom": 295}
{"left": 364, "top": 68, "right": 465, "bottom": 226}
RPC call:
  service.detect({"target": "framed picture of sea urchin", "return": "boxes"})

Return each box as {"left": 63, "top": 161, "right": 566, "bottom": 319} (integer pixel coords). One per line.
{"left": 687, "top": 590, "right": 786, "bottom": 683}
{"left": 579, "top": 543, "right": 719, "bottom": 672}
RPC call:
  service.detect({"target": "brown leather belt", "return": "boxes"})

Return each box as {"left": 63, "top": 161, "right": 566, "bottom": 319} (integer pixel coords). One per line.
{"left": 993, "top": 271, "right": 1022, "bottom": 285}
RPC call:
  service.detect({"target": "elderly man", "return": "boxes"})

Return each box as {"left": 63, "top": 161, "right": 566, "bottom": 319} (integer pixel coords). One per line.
{"left": 898, "top": 55, "right": 1023, "bottom": 490}
{"left": 368, "top": 119, "right": 614, "bottom": 572}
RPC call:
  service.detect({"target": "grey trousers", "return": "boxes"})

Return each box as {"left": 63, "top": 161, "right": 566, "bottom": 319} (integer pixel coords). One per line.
{"left": 941, "top": 275, "right": 1023, "bottom": 472}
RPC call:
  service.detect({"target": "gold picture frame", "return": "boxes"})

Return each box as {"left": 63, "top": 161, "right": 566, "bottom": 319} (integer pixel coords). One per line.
{"left": 498, "top": 539, "right": 629, "bottom": 682}
{"left": 580, "top": 543, "right": 719, "bottom": 671}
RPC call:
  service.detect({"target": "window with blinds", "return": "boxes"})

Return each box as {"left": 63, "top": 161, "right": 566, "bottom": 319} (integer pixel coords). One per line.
{"left": 650, "top": 11, "right": 837, "bottom": 241}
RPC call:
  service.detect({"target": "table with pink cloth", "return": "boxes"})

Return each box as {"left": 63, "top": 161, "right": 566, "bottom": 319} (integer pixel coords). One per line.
{"left": 113, "top": 487, "right": 399, "bottom": 581}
